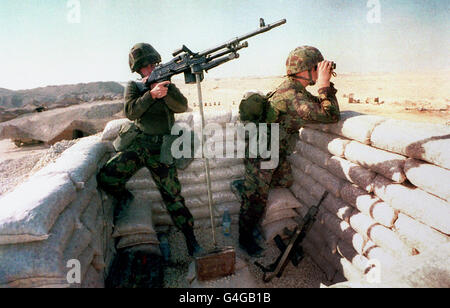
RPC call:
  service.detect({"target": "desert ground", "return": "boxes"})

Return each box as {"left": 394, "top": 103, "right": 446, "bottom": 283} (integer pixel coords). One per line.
{"left": 0, "top": 71, "right": 449, "bottom": 194}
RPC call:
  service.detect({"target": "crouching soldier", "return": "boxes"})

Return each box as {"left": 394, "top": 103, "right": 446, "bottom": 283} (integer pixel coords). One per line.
{"left": 97, "top": 43, "right": 203, "bottom": 257}
{"left": 234, "top": 46, "right": 341, "bottom": 256}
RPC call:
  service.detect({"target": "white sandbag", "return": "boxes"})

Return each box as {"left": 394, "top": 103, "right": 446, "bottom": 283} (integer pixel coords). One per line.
{"left": 35, "top": 135, "right": 112, "bottom": 184}
{"left": 0, "top": 172, "right": 76, "bottom": 245}
{"left": 91, "top": 207, "right": 105, "bottom": 257}
{"left": 112, "top": 196, "right": 155, "bottom": 238}
{"left": 337, "top": 257, "right": 365, "bottom": 282}
{"left": 394, "top": 213, "right": 449, "bottom": 253}
{"left": 0, "top": 207, "right": 75, "bottom": 284}
{"left": 295, "top": 140, "right": 331, "bottom": 169}
{"left": 289, "top": 183, "right": 318, "bottom": 206}
{"left": 349, "top": 210, "right": 413, "bottom": 257}
{"left": 127, "top": 164, "right": 245, "bottom": 190}
{"left": 404, "top": 158, "right": 450, "bottom": 202}
{"left": 265, "top": 188, "right": 303, "bottom": 214}
{"left": 63, "top": 223, "right": 92, "bottom": 263}
{"left": 308, "top": 164, "right": 343, "bottom": 198}
{"left": 80, "top": 266, "right": 104, "bottom": 288}
{"left": 326, "top": 156, "right": 376, "bottom": 192}
{"left": 69, "top": 176, "right": 98, "bottom": 218}
{"left": 262, "top": 218, "right": 297, "bottom": 241}
{"left": 298, "top": 127, "right": 350, "bottom": 157}
{"left": 364, "top": 246, "right": 397, "bottom": 271}
{"left": 341, "top": 183, "right": 397, "bottom": 227}
{"left": 261, "top": 208, "right": 298, "bottom": 226}
{"left": 80, "top": 200, "right": 100, "bottom": 233}
{"left": 370, "top": 119, "right": 450, "bottom": 169}
{"left": 101, "top": 118, "right": 132, "bottom": 141}
{"left": 336, "top": 240, "right": 371, "bottom": 274}
{"left": 291, "top": 166, "right": 327, "bottom": 200}
{"left": 116, "top": 233, "right": 160, "bottom": 250}
{"left": 322, "top": 193, "right": 353, "bottom": 223}
{"left": 373, "top": 175, "right": 450, "bottom": 235}
{"left": 305, "top": 111, "right": 386, "bottom": 144}
{"left": 287, "top": 153, "right": 312, "bottom": 173}
{"left": 345, "top": 141, "right": 406, "bottom": 183}
{"left": 180, "top": 180, "right": 233, "bottom": 198}
{"left": 293, "top": 200, "right": 309, "bottom": 218}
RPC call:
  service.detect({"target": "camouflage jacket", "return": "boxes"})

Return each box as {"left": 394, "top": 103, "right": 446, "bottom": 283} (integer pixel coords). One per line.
{"left": 267, "top": 77, "right": 340, "bottom": 134}
{"left": 124, "top": 81, "right": 188, "bottom": 135}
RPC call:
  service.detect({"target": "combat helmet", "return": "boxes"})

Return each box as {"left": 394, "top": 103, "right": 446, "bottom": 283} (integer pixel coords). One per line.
{"left": 239, "top": 91, "right": 267, "bottom": 123}
{"left": 286, "top": 46, "right": 324, "bottom": 77}
{"left": 129, "top": 43, "right": 162, "bottom": 73}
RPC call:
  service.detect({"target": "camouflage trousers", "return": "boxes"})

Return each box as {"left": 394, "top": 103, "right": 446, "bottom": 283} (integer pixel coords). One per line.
{"left": 97, "top": 138, "right": 194, "bottom": 231}
{"left": 238, "top": 153, "right": 293, "bottom": 233}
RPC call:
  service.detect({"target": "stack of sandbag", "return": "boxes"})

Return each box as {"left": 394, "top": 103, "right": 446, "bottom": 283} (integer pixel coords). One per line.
{"left": 260, "top": 188, "right": 302, "bottom": 242}
{"left": 0, "top": 136, "right": 116, "bottom": 288}
{"left": 126, "top": 158, "right": 244, "bottom": 231}
{"left": 287, "top": 111, "right": 450, "bottom": 284}
{"left": 111, "top": 195, "right": 161, "bottom": 256}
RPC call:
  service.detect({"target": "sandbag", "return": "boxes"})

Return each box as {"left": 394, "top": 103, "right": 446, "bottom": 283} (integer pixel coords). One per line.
{"left": 308, "top": 164, "right": 343, "bottom": 198}
{"left": 116, "top": 233, "right": 160, "bottom": 250}
{"left": 321, "top": 193, "right": 353, "bottom": 223}
{"left": 341, "top": 183, "right": 397, "bottom": 228}
{"left": 348, "top": 210, "right": 412, "bottom": 257}
{"left": 80, "top": 266, "right": 105, "bottom": 288}
{"left": 261, "top": 208, "right": 298, "bottom": 226}
{"left": 265, "top": 188, "right": 303, "bottom": 214}
{"left": 0, "top": 172, "right": 76, "bottom": 245}
{"left": 373, "top": 175, "right": 450, "bottom": 235}
{"left": 0, "top": 277, "right": 69, "bottom": 288}
{"left": 262, "top": 218, "right": 297, "bottom": 241}
{"left": 80, "top": 200, "right": 100, "bottom": 233}
{"left": 112, "top": 196, "right": 155, "bottom": 238}
{"left": 291, "top": 166, "right": 327, "bottom": 200}
{"left": 344, "top": 141, "right": 406, "bottom": 183}
{"left": 305, "top": 111, "right": 386, "bottom": 144}
{"left": 63, "top": 223, "right": 92, "bottom": 263}
{"left": 0, "top": 207, "right": 76, "bottom": 284}
{"left": 370, "top": 119, "right": 450, "bottom": 169}
{"left": 101, "top": 118, "right": 132, "bottom": 141}
{"left": 289, "top": 182, "right": 318, "bottom": 206}
{"left": 404, "top": 158, "right": 450, "bottom": 202}
{"left": 35, "top": 135, "right": 113, "bottom": 184}
{"left": 326, "top": 156, "right": 376, "bottom": 192}
{"left": 295, "top": 140, "right": 331, "bottom": 169}
{"left": 298, "top": 127, "right": 350, "bottom": 157}
{"left": 69, "top": 176, "right": 98, "bottom": 218}
{"left": 302, "top": 239, "right": 337, "bottom": 281}
{"left": 394, "top": 213, "right": 449, "bottom": 253}
{"left": 287, "top": 153, "right": 312, "bottom": 173}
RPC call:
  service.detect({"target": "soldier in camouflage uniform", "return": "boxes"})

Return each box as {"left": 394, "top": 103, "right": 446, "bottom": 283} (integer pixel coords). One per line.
{"left": 97, "top": 43, "right": 203, "bottom": 257}
{"left": 235, "top": 46, "right": 340, "bottom": 256}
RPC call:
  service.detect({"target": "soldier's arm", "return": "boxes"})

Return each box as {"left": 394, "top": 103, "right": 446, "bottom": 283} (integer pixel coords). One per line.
{"left": 124, "top": 81, "right": 156, "bottom": 120}
{"left": 163, "top": 83, "right": 188, "bottom": 113}
{"left": 292, "top": 83, "right": 340, "bottom": 123}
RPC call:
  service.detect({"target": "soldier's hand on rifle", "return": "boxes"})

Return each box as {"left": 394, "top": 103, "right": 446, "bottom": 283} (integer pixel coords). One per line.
{"left": 316, "top": 60, "right": 333, "bottom": 88}
{"left": 150, "top": 81, "right": 170, "bottom": 99}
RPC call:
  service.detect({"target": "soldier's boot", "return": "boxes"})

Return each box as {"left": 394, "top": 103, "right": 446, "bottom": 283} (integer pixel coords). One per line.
{"left": 182, "top": 227, "right": 204, "bottom": 257}
{"left": 230, "top": 179, "right": 245, "bottom": 202}
{"left": 239, "top": 226, "right": 263, "bottom": 257}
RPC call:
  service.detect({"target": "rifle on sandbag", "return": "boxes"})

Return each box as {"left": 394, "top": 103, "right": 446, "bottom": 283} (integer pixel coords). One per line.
{"left": 255, "top": 191, "right": 329, "bottom": 282}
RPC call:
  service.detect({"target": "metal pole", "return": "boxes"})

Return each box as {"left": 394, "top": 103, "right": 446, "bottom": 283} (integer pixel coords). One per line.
{"left": 195, "top": 72, "right": 217, "bottom": 247}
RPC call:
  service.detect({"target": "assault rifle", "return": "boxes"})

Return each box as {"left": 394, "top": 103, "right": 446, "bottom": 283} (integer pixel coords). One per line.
{"left": 137, "top": 18, "right": 286, "bottom": 90}
{"left": 255, "top": 191, "right": 329, "bottom": 282}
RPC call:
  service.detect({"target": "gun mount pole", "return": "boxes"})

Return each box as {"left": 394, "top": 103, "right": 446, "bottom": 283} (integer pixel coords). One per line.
{"left": 194, "top": 70, "right": 217, "bottom": 247}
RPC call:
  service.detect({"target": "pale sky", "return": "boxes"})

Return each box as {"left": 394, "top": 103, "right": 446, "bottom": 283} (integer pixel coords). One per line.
{"left": 0, "top": 0, "right": 448, "bottom": 90}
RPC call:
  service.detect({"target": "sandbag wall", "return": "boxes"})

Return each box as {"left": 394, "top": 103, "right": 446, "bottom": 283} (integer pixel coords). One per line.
{"left": 0, "top": 136, "right": 116, "bottom": 288}
{"left": 288, "top": 111, "right": 450, "bottom": 283}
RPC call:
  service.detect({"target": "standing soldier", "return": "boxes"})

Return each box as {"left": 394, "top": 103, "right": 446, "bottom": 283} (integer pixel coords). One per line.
{"left": 234, "top": 46, "right": 340, "bottom": 256}
{"left": 97, "top": 43, "right": 203, "bottom": 257}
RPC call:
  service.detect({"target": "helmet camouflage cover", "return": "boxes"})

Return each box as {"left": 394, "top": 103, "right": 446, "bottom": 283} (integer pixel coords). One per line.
{"left": 286, "top": 46, "right": 324, "bottom": 76}
{"left": 129, "top": 43, "right": 162, "bottom": 73}
{"left": 239, "top": 91, "right": 267, "bottom": 123}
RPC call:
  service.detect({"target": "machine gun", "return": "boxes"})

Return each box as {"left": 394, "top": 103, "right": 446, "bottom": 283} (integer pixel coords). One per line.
{"left": 138, "top": 18, "right": 286, "bottom": 90}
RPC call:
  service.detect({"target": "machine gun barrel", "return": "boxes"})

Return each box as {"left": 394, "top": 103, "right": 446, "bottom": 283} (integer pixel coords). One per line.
{"left": 197, "top": 19, "right": 286, "bottom": 57}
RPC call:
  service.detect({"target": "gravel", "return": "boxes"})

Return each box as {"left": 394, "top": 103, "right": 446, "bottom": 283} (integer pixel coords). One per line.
{"left": 162, "top": 223, "right": 330, "bottom": 288}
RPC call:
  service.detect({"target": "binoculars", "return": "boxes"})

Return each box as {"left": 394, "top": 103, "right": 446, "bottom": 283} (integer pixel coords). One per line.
{"left": 331, "top": 62, "right": 336, "bottom": 70}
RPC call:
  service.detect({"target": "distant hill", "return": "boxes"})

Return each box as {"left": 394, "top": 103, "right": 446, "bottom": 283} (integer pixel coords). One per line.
{"left": 0, "top": 81, "right": 124, "bottom": 109}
